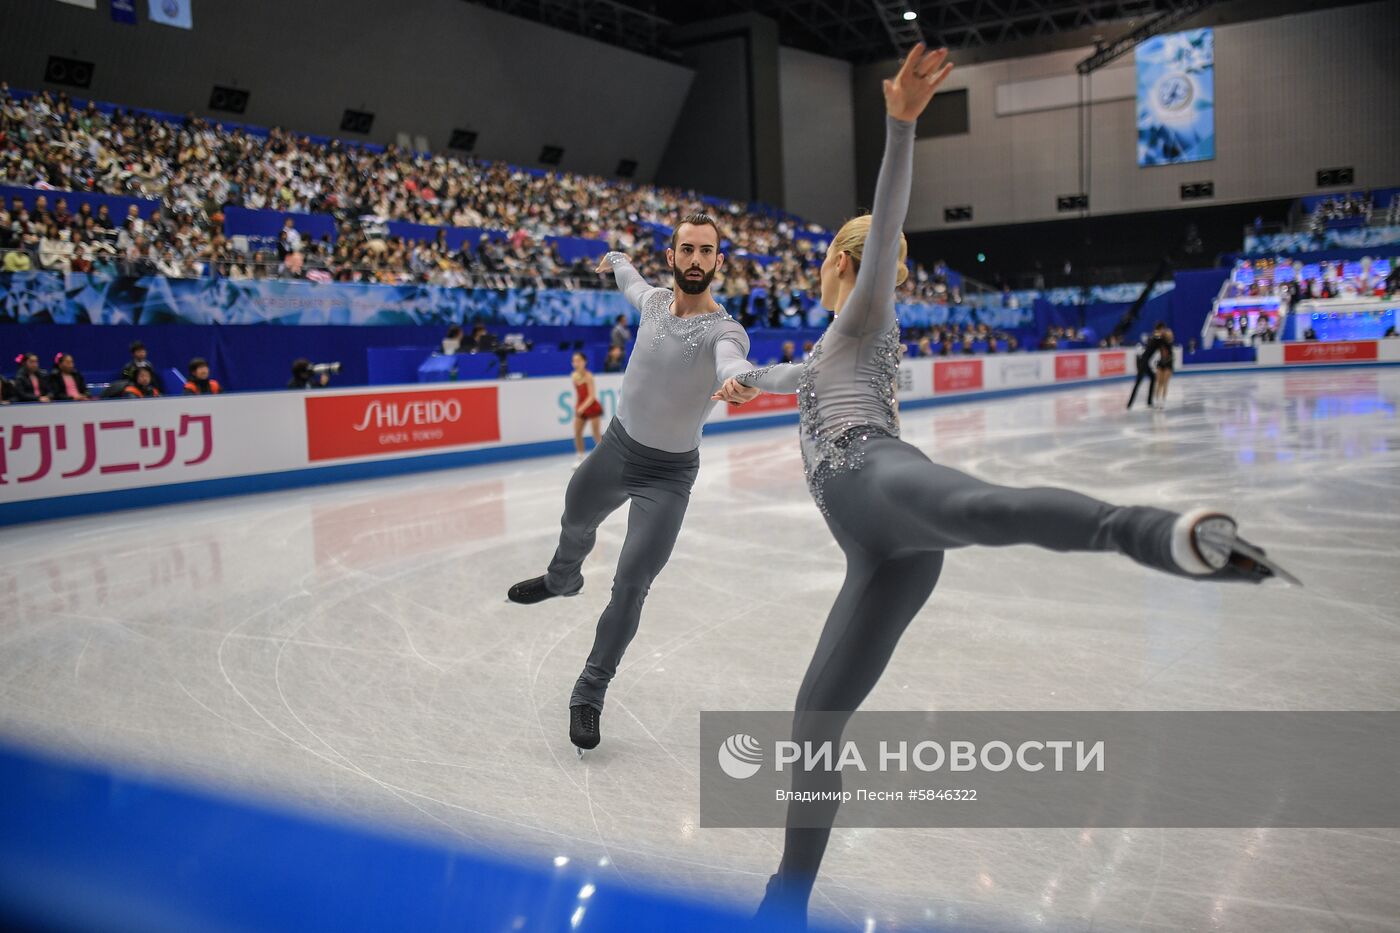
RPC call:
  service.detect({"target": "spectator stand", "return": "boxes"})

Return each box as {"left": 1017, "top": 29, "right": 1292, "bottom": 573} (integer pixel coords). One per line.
{"left": 1206, "top": 253, "right": 1399, "bottom": 346}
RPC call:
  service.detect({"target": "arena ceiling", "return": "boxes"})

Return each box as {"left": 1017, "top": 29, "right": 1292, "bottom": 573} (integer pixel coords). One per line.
{"left": 465, "top": 0, "right": 1204, "bottom": 62}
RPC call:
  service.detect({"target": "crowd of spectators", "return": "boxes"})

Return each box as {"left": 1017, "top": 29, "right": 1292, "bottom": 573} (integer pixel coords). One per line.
{"left": 0, "top": 84, "right": 970, "bottom": 310}
{"left": 1223, "top": 255, "right": 1400, "bottom": 307}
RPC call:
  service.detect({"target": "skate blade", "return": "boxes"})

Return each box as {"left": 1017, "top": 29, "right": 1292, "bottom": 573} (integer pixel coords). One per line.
{"left": 1233, "top": 539, "right": 1303, "bottom": 587}
{"left": 575, "top": 746, "right": 586, "bottom": 759}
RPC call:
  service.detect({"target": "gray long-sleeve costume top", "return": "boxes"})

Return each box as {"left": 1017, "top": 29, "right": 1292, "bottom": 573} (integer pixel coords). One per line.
{"left": 734, "top": 115, "right": 914, "bottom": 512}
{"left": 605, "top": 253, "right": 753, "bottom": 453}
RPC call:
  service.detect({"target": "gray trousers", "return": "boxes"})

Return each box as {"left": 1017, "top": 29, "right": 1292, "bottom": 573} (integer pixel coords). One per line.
{"left": 774, "top": 435, "right": 1185, "bottom": 906}
{"left": 545, "top": 419, "right": 699, "bottom": 712}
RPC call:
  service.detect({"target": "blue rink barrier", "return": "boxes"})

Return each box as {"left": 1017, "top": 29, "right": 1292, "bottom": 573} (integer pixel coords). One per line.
{"left": 0, "top": 741, "right": 861, "bottom": 933}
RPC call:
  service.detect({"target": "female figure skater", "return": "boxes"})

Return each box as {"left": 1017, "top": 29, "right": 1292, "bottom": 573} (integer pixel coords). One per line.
{"left": 1154, "top": 325, "right": 1176, "bottom": 407}
{"left": 712, "top": 44, "right": 1297, "bottom": 924}
{"left": 570, "top": 350, "right": 604, "bottom": 466}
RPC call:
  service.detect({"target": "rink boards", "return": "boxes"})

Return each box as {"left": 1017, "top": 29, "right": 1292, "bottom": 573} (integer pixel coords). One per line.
{"left": 2, "top": 340, "right": 1396, "bottom": 525}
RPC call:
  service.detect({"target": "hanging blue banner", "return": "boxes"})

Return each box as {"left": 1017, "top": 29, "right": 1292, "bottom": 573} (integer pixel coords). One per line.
{"left": 1136, "top": 28, "right": 1214, "bottom": 167}
{"left": 111, "top": 0, "right": 137, "bottom": 24}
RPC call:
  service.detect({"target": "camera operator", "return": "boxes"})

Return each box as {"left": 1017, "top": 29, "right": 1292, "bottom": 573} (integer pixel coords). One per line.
{"left": 288, "top": 358, "right": 337, "bottom": 389}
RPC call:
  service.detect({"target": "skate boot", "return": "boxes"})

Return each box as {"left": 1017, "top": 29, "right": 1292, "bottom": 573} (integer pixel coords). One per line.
{"left": 753, "top": 873, "right": 809, "bottom": 930}
{"left": 570, "top": 704, "right": 601, "bottom": 756}
{"left": 507, "top": 575, "right": 580, "bottom": 604}
{"left": 1173, "top": 509, "right": 1301, "bottom": 585}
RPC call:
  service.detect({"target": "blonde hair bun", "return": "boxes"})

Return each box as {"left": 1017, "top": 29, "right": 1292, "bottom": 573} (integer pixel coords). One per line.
{"left": 832, "top": 213, "right": 909, "bottom": 287}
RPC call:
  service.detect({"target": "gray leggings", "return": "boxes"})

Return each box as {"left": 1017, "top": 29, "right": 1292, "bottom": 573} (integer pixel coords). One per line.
{"left": 545, "top": 420, "right": 699, "bottom": 711}
{"left": 774, "top": 435, "right": 1184, "bottom": 905}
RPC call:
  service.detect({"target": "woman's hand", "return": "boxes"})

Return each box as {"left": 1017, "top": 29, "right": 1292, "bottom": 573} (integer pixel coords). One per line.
{"left": 596, "top": 254, "right": 625, "bottom": 275}
{"left": 883, "top": 43, "right": 954, "bottom": 124}
{"left": 711, "top": 377, "right": 762, "bottom": 406}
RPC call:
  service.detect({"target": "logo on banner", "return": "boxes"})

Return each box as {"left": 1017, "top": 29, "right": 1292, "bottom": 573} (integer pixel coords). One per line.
{"left": 727, "top": 393, "right": 798, "bottom": 416}
{"left": 997, "top": 358, "right": 1043, "bottom": 386}
{"left": 146, "top": 0, "right": 191, "bottom": 28}
{"left": 1098, "top": 352, "right": 1128, "bottom": 376}
{"left": 1055, "top": 355, "right": 1088, "bottom": 381}
{"left": 718, "top": 734, "right": 764, "bottom": 779}
{"left": 1283, "top": 341, "right": 1378, "bottom": 365}
{"left": 934, "top": 359, "right": 984, "bottom": 392}
{"left": 306, "top": 387, "right": 500, "bottom": 462}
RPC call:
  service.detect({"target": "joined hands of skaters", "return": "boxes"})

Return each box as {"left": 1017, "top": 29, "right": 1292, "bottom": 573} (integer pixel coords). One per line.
{"left": 712, "top": 376, "right": 761, "bottom": 407}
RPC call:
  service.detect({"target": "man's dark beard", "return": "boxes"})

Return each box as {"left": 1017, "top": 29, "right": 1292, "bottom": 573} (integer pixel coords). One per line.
{"left": 672, "top": 262, "right": 715, "bottom": 295}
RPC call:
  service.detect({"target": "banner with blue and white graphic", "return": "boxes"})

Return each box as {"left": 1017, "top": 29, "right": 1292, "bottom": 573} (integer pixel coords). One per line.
{"left": 147, "top": 0, "right": 192, "bottom": 29}
{"left": 1136, "top": 28, "right": 1214, "bottom": 167}
{"left": 111, "top": 0, "right": 137, "bottom": 24}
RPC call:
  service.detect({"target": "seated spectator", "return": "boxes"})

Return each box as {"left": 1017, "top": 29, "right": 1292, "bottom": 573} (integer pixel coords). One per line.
{"left": 602, "top": 345, "right": 625, "bottom": 373}
{"left": 1304, "top": 326, "right": 1318, "bottom": 341}
{"left": 38, "top": 225, "right": 75, "bottom": 272}
{"left": 123, "top": 367, "right": 161, "bottom": 398}
{"left": 288, "top": 358, "right": 328, "bottom": 390}
{"left": 3, "top": 248, "right": 32, "bottom": 272}
{"left": 468, "top": 323, "right": 497, "bottom": 352}
{"left": 779, "top": 341, "right": 797, "bottom": 364}
{"left": 441, "top": 325, "right": 464, "bottom": 356}
{"left": 121, "top": 341, "right": 165, "bottom": 393}
{"left": 48, "top": 353, "right": 90, "bottom": 401}
{"left": 182, "top": 358, "right": 222, "bottom": 395}
{"left": 11, "top": 353, "right": 51, "bottom": 402}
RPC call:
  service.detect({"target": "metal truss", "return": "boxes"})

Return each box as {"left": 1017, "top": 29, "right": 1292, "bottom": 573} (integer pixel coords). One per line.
{"left": 1076, "top": 0, "right": 1215, "bottom": 73}
{"left": 466, "top": 0, "right": 1209, "bottom": 62}
{"left": 465, "top": 0, "right": 677, "bottom": 60}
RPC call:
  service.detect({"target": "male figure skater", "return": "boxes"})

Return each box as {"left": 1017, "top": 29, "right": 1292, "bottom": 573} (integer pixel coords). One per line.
{"left": 1127, "top": 321, "right": 1166, "bottom": 409}
{"left": 508, "top": 213, "right": 761, "bottom": 752}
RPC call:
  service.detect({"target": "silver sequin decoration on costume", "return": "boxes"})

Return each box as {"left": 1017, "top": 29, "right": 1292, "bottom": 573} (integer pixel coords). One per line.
{"left": 607, "top": 252, "right": 732, "bottom": 366}
{"left": 788, "top": 323, "right": 904, "bottom": 516}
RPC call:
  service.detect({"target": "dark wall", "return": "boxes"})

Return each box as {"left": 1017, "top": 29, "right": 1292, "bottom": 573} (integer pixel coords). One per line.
{"left": 0, "top": 0, "right": 693, "bottom": 181}
{"left": 908, "top": 197, "right": 1294, "bottom": 288}
{"left": 655, "top": 13, "right": 784, "bottom": 206}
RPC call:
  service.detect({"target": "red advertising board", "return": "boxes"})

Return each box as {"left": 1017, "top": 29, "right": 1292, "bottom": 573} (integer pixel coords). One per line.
{"left": 1097, "top": 352, "right": 1128, "bottom": 376}
{"left": 306, "top": 387, "right": 500, "bottom": 462}
{"left": 1283, "top": 341, "right": 1379, "bottom": 365}
{"left": 1055, "top": 354, "right": 1088, "bottom": 381}
{"left": 727, "top": 392, "right": 798, "bottom": 415}
{"left": 933, "top": 359, "right": 984, "bottom": 392}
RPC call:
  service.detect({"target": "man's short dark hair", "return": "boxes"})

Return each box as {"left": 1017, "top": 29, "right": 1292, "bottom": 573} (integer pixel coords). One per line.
{"left": 189, "top": 357, "right": 208, "bottom": 375}
{"left": 670, "top": 211, "right": 722, "bottom": 252}
{"left": 129, "top": 340, "right": 145, "bottom": 353}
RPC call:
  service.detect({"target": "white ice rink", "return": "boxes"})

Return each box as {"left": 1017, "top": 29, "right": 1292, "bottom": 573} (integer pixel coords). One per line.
{"left": 3, "top": 369, "right": 1398, "bottom": 932}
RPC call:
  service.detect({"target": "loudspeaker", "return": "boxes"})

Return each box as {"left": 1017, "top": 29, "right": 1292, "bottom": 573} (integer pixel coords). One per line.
{"left": 539, "top": 145, "right": 564, "bottom": 166}
{"left": 1316, "top": 167, "right": 1355, "bottom": 187}
{"left": 1057, "top": 194, "right": 1088, "bottom": 212}
{"left": 1180, "top": 181, "right": 1214, "bottom": 200}
{"left": 45, "top": 55, "right": 94, "bottom": 89}
{"left": 209, "top": 86, "right": 249, "bottom": 114}
{"left": 340, "top": 109, "right": 374, "bottom": 134}
{"left": 616, "top": 159, "right": 637, "bottom": 178}
{"left": 448, "top": 129, "right": 477, "bottom": 152}
{"left": 943, "top": 205, "right": 973, "bottom": 222}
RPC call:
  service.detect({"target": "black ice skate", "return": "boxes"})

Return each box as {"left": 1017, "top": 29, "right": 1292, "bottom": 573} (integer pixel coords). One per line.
{"left": 569, "top": 703, "right": 600, "bottom": 756}
{"left": 506, "top": 575, "right": 580, "bottom": 604}
{"left": 753, "top": 873, "right": 808, "bottom": 930}
{"left": 1184, "top": 511, "right": 1302, "bottom": 586}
